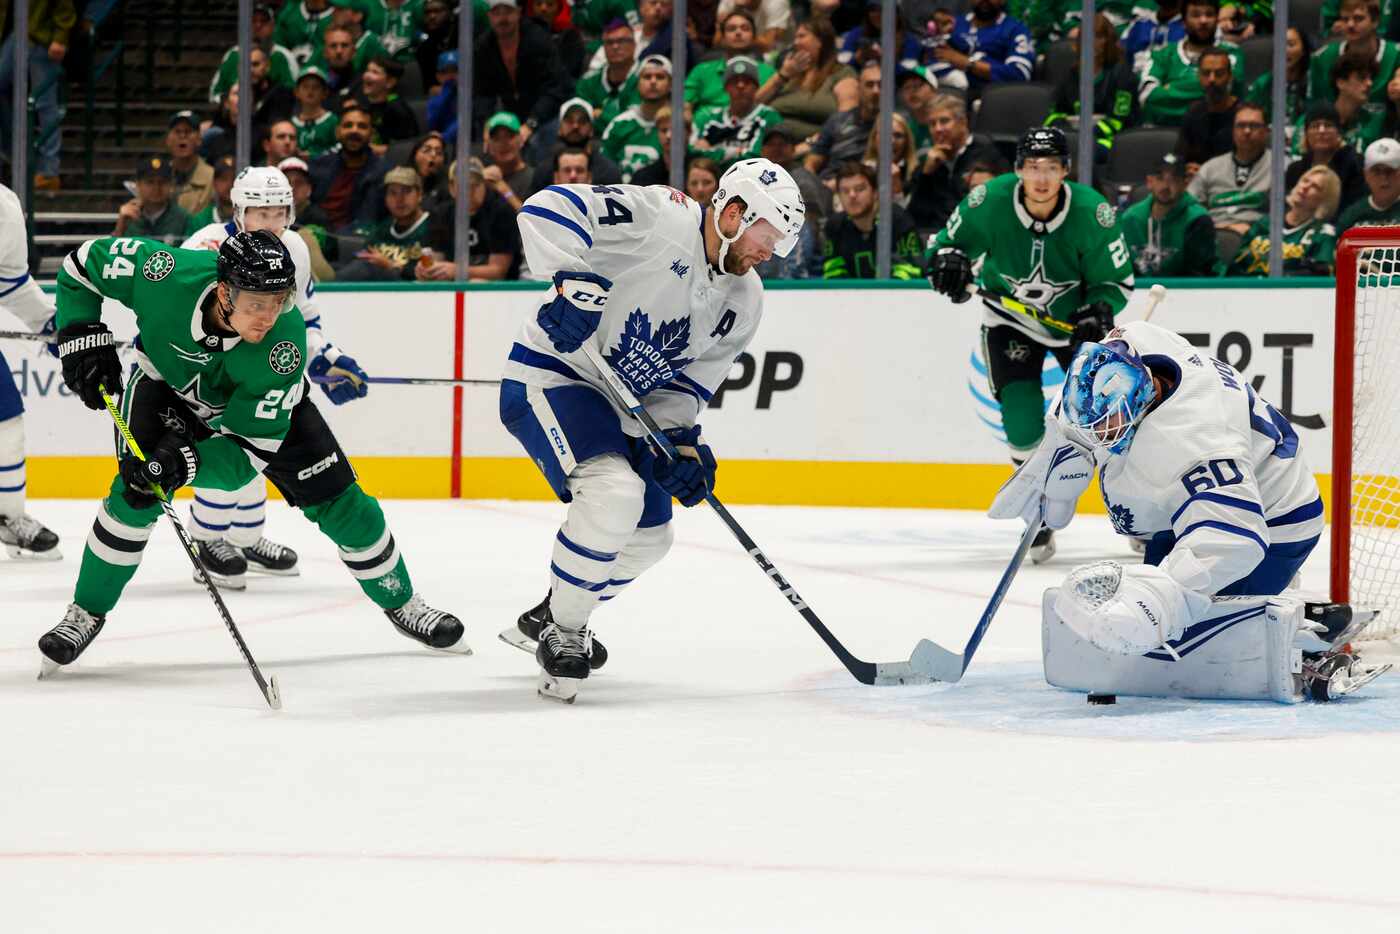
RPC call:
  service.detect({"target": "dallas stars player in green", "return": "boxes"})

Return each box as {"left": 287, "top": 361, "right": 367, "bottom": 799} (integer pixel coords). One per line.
{"left": 38, "top": 232, "right": 466, "bottom": 672}
{"left": 925, "top": 126, "right": 1134, "bottom": 561}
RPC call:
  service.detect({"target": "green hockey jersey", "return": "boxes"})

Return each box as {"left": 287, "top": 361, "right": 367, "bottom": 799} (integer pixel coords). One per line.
{"left": 571, "top": 0, "right": 639, "bottom": 34}
{"left": 575, "top": 66, "right": 641, "bottom": 132}
{"left": 684, "top": 57, "right": 777, "bottom": 113}
{"left": 928, "top": 174, "right": 1135, "bottom": 345}
{"left": 210, "top": 43, "right": 299, "bottom": 103}
{"left": 55, "top": 237, "right": 308, "bottom": 492}
{"left": 293, "top": 109, "right": 339, "bottom": 157}
{"left": 1119, "top": 190, "right": 1222, "bottom": 277}
{"left": 600, "top": 107, "right": 662, "bottom": 181}
{"left": 1307, "top": 38, "right": 1400, "bottom": 116}
{"left": 1337, "top": 193, "right": 1400, "bottom": 231}
{"left": 1140, "top": 39, "right": 1242, "bottom": 127}
{"left": 360, "top": 0, "right": 423, "bottom": 60}
{"left": 1228, "top": 216, "right": 1337, "bottom": 276}
{"left": 690, "top": 103, "right": 782, "bottom": 169}
{"left": 275, "top": 0, "right": 336, "bottom": 64}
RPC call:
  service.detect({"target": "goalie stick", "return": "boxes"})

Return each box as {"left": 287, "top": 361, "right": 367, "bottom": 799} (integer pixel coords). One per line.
{"left": 100, "top": 385, "right": 282, "bottom": 710}
{"left": 579, "top": 343, "right": 952, "bottom": 686}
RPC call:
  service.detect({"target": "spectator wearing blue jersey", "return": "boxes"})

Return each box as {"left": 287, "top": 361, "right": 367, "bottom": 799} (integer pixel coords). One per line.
{"left": 837, "top": 0, "right": 923, "bottom": 69}
{"left": 1122, "top": 0, "right": 1186, "bottom": 78}
{"left": 936, "top": 0, "right": 1034, "bottom": 98}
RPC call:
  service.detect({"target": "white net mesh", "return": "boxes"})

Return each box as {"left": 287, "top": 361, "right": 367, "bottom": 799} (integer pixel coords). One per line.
{"left": 1347, "top": 245, "right": 1400, "bottom": 640}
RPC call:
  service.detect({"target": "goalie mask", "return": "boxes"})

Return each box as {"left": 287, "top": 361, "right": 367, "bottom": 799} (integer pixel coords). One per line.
{"left": 231, "top": 165, "right": 295, "bottom": 231}
{"left": 1060, "top": 337, "right": 1155, "bottom": 455}
{"left": 710, "top": 158, "right": 805, "bottom": 271}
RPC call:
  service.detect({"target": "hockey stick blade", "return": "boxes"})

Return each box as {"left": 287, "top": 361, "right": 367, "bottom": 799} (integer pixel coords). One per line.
{"left": 579, "top": 344, "right": 939, "bottom": 687}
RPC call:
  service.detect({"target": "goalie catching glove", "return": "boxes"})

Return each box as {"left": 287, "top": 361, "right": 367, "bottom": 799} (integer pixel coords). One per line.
{"left": 539, "top": 270, "right": 612, "bottom": 353}
{"left": 119, "top": 433, "right": 199, "bottom": 509}
{"left": 642, "top": 425, "right": 717, "bottom": 508}
{"left": 988, "top": 414, "right": 1094, "bottom": 530}
{"left": 1054, "top": 561, "right": 1210, "bottom": 656}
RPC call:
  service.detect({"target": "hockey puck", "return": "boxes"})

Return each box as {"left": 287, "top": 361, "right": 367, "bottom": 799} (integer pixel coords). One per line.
{"left": 1087, "top": 693, "right": 1117, "bottom": 705}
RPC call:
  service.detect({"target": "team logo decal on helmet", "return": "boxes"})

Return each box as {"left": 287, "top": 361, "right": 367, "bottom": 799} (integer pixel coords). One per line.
{"left": 268, "top": 340, "right": 302, "bottom": 375}
{"left": 142, "top": 250, "right": 176, "bottom": 281}
{"left": 758, "top": 169, "right": 778, "bottom": 185}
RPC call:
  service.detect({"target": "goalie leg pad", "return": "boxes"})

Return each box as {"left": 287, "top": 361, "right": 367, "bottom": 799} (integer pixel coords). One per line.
{"left": 1043, "top": 590, "right": 1307, "bottom": 702}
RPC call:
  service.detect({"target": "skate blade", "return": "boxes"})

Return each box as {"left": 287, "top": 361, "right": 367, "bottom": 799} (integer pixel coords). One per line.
{"left": 498, "top": 627, "right": 536, "bottom": 655}
{"left": 5, "top": 545, "right": 62, "bottom": 561}
{"left": 538, "top": 672, "right": 581, "bottom": 704}
{"left": 430, "top": 637, "right": 473, "bottom": 656}
{"left": 37, "top": 655, "right": 63, "bottom": 680}
{"left": 193, "top": 569, "right": 247, "bottom": 591}
{"left": 1030, "top": 545, "right": 1056, "bottom": 565}
{"left": 245, "top": 564, "right": 301, "bottom": 577}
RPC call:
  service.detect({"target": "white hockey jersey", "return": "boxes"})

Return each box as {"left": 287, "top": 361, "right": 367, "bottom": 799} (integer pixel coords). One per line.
{"left": 1092, "top": 321, "right": 1324, "bottom": 597}
{"left": 505, "top": 183, "right": 764, "bottom": 434}
{"left": 181, "top": 220, "right": 339, "bottom": 362}
{"left": 0, "top": 184, "right": 54, "bottom": 331}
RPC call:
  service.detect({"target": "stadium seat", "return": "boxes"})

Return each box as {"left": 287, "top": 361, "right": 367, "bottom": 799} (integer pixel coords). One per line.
{"left": 1100, "top": 127, "right": 1179, "bottom": 198}
{"left": 1041, "top": 39, "right": 1076, "bottom": 89}
{"left": 396, "top": 64, "right": 425, "bottom": 100}
{"left": 1215, "top": 227, "right": 1244, "bottom": 267}
{"left": 971, "top": 82, "right": 1054, "bottom": 156}
{"left": 1237, "top": 36, "right": 1275, "bottom": 87}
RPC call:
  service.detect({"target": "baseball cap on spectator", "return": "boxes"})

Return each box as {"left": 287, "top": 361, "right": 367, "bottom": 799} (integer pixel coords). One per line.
{"left": 1304, "top": 101, "right": 1341, "bottom": 130}
{"left": 384, "top": 166, "right": 421, "bottom": 189}
{"left": 297, "top": 64, "right": 330, "bottom": 88}
{"left": 277, "top": 156, "right": 310, "bottom": 177}
{"left": 136, "top": 155, "right": 175, "bottom": 180}
{"left": 724, "top": 56, "right": 761, "bottom": 84}
{"left": 168, "top": 110, "right": 199, "bottom": 131}
{"left": 763, "top": 122, "right": 799, "bottom": 143}
{"left": 212, "top": 154, "right": 238, "bottom": 177}
{"left": 449, "top": 157, "right": 486, "bottom": 184}
{"left": 437, "top": 50, "right": 459, "bottom": 72}
{"left": 486, "top": 111, "right": 522, "bottom": 135}
{"left": 558, "top": 97, "right": 593, "bottom": 123}
{"left": 1150, "top": 152, "right": 1186, "bottom": 177}
{"left": 253, "top": 3, "right": 275, "bottom": 18}
{"left": 1365, "top": 138, "right": 1400, "bottom": 171}
{"left": 896, "top": 64, "right": 938, "bottom": 91}
{"left": 639, "top": 54, "right": 672, "bottom": 75}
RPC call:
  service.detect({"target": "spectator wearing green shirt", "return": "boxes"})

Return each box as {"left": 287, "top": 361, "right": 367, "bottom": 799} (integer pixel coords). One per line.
{"left": 1337, "top": 137, "right": 1400, "bottom": 231}
{"left": 822, "top": 162, "right": 921, "bottom": 280}
{"left": 1243, "top": 25, "right": 1311, "bottom": 129}
{"left": 292, "top": 66, "right": 339, "bottom": 158}
{"left": 275, "top": 0, "right": 334, "bottom": 65}
{"left": 1229, "top": 166, "right": 1341, "bottom": 276}
{"left": 1308, "top": 0, "right": 1400, "bottom": 117}
{"left": 357, "top": 0, "right": 423, "bottom": 62}
{"left": 690, "top": 57, "right": 782, "bottom": 170}
{"left": 210, "top": 4, "right": 299, "bottom": 103}
{"left": 574, "top": 19, "right": 641, "bottom": 131}
{"left": 1138, "top": 0, "right": 1241, "bottom": 127}
{"left": 685, "top": 9, "right": 776, "bottom": 113}
{"left": 1311, "top": 52, "right": 1388, "bottom": 155}
{"left": 1121, "top": 154, "right": 1222, "bottom": 277}
{"left": 601, "top": 54, "right": 672, "bottom": 181}
{"left": 113, "top": 156, "right": 197, "bottom": 245}
{"left": 341, "top": 166, "right": 435, "bottom": 280}
{"left": 311, "top": 13, "right": 387, "bottom": 93}
{"left": 188, "top": 155, "right": 238, "bottom": 230}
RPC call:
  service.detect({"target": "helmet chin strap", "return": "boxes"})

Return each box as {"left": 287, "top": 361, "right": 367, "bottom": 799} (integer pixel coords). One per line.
{"left": 711, "top": 206, "right": 742, "bottom": 274}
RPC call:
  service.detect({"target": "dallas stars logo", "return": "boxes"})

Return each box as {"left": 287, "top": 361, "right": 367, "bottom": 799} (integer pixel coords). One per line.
{"left": 142, "top": 250, "right": 175, "bottom": 281}
{"left": 1002, "top": 239, "right": 1075, "bottom": 315}
{"left": 268, "top": 340, "right": 301, "bottom": 375}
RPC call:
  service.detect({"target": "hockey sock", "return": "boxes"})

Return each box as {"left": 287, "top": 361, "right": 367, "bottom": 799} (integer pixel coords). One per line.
{"left": 551, "top": 454, "right": 646, "bottom": 627}
{"left": 301, "top": 483, "right": 414, "bottom": 609}
{"left": 999, "top": 379, "right": 1048, "bottom": 458}
{"left": 0, "top": 415, "right": 24, "bottom": 518}
{"left": 190, "top": 486, "right": 237, "bottom": 542}
{"left": 596, "top": 523, "right": 674, "bottom": 604}
{"left": 72, "top": 486, "right": 160, "bottom": 616}
{"left": 228, "top": 478, "right": 268, "bottom": 548}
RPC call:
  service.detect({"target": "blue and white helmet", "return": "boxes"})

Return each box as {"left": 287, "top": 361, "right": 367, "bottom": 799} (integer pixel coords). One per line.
{"left": 1060, "top": 337, "right": 1155, "bottom": 454}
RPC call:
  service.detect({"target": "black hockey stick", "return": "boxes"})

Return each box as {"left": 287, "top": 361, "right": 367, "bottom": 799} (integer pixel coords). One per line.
{"left": 307, "top": 373, "right": 500, "bottom": 388}
{"left": 0, "top": 329, "right": 133, "bottom": 348}
{"left": 579, "top": 344, "right": 944, "bottom": 686}
{"left": 100, "top": 386, "right": 282, "bottom": 710}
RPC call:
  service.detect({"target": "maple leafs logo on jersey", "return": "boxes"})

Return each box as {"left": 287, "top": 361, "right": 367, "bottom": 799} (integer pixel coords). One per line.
{"left": 1107, "top": 502, "right": 1141, "bottom": 536}
{"left": 142, "top": 250, "right": 175, "bottom": 281}
{"left": 604, "top": 309, "right": 694, "bottom": 396}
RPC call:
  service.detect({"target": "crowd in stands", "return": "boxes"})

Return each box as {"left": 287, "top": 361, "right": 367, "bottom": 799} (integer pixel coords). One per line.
{"left": 103, "top": 0, "right": 1400, "bottom": 281}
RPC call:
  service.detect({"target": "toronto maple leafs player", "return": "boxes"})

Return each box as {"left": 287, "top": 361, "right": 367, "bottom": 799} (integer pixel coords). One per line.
{"left": 993, "top": 321, "right": 1386, "bottom": 701}
{"left": 180, "top": 166, "right": 371, "bottom": 590}
{"left": 0, "top": 183, "right": 61, "bottom": 558}
{"left": 499, "top": 158, "right": 805, "bottom": 702}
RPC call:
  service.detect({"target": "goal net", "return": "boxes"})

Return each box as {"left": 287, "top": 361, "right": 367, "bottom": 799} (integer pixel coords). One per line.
{"left": 1332, "top": 229, "right": 1400, "bottom": 642}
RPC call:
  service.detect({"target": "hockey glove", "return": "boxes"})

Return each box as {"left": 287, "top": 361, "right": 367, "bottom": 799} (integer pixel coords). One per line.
{"left": 538, "top": 270, "right": 612, "bottom": 353}
{"left": 649, "top": 425, "right": 718, "bottom": 508}
{"left": 57, "top": 321, "right": 124, "bottom": 410}
{"left": 1069, "top": 301, "right": 1115, "bottom": 349}
{"left": 309, "top": 353, "right": 369, "bottom": 405}
{"left": 119, "top": 433, "right": 199, "bottom": 510}
{"left": 988, "top": 416, "right": 1093, "bottom": 530}
{"left": 926, "top": 247, "right": 973, "bottom": 303}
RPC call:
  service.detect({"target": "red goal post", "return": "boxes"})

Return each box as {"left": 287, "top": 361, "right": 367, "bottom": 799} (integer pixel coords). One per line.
{"left": 1331, "top": 227, "right": 1400, "bottom": 635}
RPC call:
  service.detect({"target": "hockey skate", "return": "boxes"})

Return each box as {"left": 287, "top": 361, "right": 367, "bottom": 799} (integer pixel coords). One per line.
{"left": 385, "top": 594, "right": 470, "bottom": 653}
{"left": 241, "top": 537, "right": 300, "bottom": 576}
{"left": 498, "top": 594, "right": 608, "bottom": 670}
{"left": 0, "top": 513, "right": 61, "bottom": 560}
{"left": 193, "top": 538, "right": 248, "bottom": 590}
{"left": 1029, "top": 526, "right": 1056, "bottom": 564}
{"left": 536, "top": 621, "right": 592, "bottom": 703}
{"left": 37, "top": 603, "right": 106, "bottom": 678}
{"left": 1301, "top": 649, "right": 1391, "bottom": 701}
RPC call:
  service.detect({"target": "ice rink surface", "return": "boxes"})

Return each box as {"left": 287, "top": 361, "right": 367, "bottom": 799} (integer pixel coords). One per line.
{"left": 3, "top": 499, "right": 1400, "bottom": 932}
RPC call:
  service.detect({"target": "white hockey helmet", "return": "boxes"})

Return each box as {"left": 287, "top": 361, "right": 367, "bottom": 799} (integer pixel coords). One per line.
{"left": 710, "top": 157, "right": 805, "bottom": 269}
{"left": 231, "top": 165, "right": 295, "bottom": 231}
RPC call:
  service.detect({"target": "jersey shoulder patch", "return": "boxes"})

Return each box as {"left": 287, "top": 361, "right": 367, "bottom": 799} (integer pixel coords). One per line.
{"left": 1095, "top": 201, "right": 1116, "bottom": 229}
{"left": 268, "top": 339, "right": 302, "bottom": 375}
{"left": 142, "top": 249, "right": 176, "bottom": 281}
{"left": 967, "top": 184, "right": 987, "bottom": 209}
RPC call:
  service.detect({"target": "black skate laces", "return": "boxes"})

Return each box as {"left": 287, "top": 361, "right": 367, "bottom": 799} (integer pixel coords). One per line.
{"left": 53, "top": 606, "right": 101, "bottom": 644}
